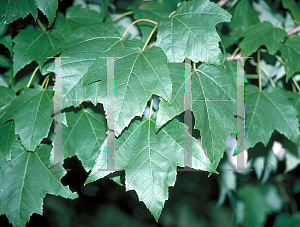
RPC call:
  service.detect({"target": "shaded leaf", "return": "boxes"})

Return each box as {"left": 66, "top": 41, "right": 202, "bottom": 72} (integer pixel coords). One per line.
{"left": 239, "top": 21, "right": 288, "bottom": 56}
{"left": 35, "top": 0, "right": 58, "bottom": 26}
{"left": 130, "top": 2, "right": 173, "bottom": 42}
{"left": 0, "top": 120, "right": 17, "bottom": 161}
{"left": 238, "top": 184, "right": 283, "bottom": 227}
{"left": 245, "top": 85, "right": 299, "bottom": 150}
{"left": 3, "top": 86, "right": 53, "bottom": 151}
{"left": 83, "top": 39, "right": 172, "bottom": 136}
{"left": 280, "top": 35, "right": 300, "bottom": 82}
{"left": 53, "top": 5, "right": 103, "bottom": 40}
{"left": 61, "top": 106, "right": 107, "bottom": 171}
{"left": 157, "top": 0, "right": 231, "bottom": 64}
{"left": 13, "top": 25, "right": 63, "bottom": 76}
{"left": 221, "top": 0, "right": 259, "bottom": 48}
{"left": 282, "top": 0, "right": 300, "bottom": 22}
{"left": 0, "top": 86, "right": 16, "bottom": 124}
{"left": 87, "top": 113, "right": 216, "bottom": 220}
{"left": 0, "top": 34, "right": 13, "bottom": 54}
{"left": 157, "top": 63, "right": 236, "bottom": 168}
{"left": 0, "top": 0, "right": 37, "bottom": 26}
{"left": 0, "top": 140, "right": 78, "bottom": 227}
{"left": 100, "top": 0, "right": 109, "bottom": 21}
{"left": 48, "top": 23, "right": 121, "bottom": 109}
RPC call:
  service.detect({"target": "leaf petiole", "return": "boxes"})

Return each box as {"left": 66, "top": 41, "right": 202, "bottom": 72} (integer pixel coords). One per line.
{"left": 148, "top": 95, "right": 154, "bottom": 119}
{"left": 142, "top": 25, "right": 158, "bottom": 51}
{"left": 258, "top": 50, "right": 262, "bottom": 91}
{"left": 112, "top": 11, "right": 133, "bottom": 21}
{"left": 27, "top": 66, "right": 39, "bottom": 87}
{"left": 41, "top": 75, "right": 50, "bottom": 89}
{"left": 121, "top": 19, "right": 157, "bottom": 40}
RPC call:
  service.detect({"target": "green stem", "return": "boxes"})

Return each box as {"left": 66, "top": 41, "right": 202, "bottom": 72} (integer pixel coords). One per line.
{"left": 292, "top": 77, "right": 300, "bottom": 93}
{"left": 275, "top": 55, "right": 285, "bottom": 65}
{"left": 257, "top": 50, "right": 262, "bottom": 91}
{"left": 37, "top": 19, "right": 46, "bottom": 32}
{"left": 27, "top": 66, "right": 39, "bottom": 87}
{"left": 142, "top": 25, "right": 158, "bottom": 51}
{"left": 121, "top": 19, "right": 157, "bottom": 40}
{"left": 42, "top": 75, "right": 50, "bottom": 89}
{"left": 231, "top": 46, "right": 240, "bottom": 57}
{"left": 148, "top": 95, "right": 154, "bottom": 119}
{"left": 112, "top": 11, "right": 133, "bottom": 21}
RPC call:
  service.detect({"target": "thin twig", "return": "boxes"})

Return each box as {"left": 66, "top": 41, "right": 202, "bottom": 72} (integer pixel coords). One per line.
{"left": 288, "top": 25, "right": 300, "bottom": 36}
{"left": 218, "top": 0, "right": 230, "bottom": 6}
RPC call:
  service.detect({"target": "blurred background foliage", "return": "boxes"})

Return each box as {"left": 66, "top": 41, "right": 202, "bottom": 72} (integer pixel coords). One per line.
{"left": 0, "top": 0, "right": 300, "bottom": 226}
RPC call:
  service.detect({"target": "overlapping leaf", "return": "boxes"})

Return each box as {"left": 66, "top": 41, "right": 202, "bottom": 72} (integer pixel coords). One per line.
{"left": 239, "top": 21, "right": 287, "bottom": 57}
{"left": 100, "top": 0, "right": 109, "bottom": 21}
{"left": 83, "top": 39, "right": 172, "bottom": 136}
{"left": 0, "top": 120, "right": 17, "bottom": 161}
{"left": 0, "top": 140, "right": 78, "bottom": 227}
{"left": 245, "top": 85, "right": 299, "bottom": 150}
{"left": 48, "top": 23, "right": 122, "bottom": 109}
{"left": 13, "top": 25, "right": 64, "bottom": 76}
{"left": 0, "top": 86, "right": 15, "bottom": 123}
{"left": 0, "top": 0, "right": 58, "bottom": 26}
{"left": 87, "top": 113, "right": 216, "bottom": 220}
{"left": 130, "top": 2, "right": 173, "bottom": 42}
{"left": 0, "top": 86, "right": 16, "bottom": 160}
{"left": 280, "top": 35, "right": 300, "bottom": 82}
{"left": 61, "top": 106, "right": 107, "bottom": 171}
{"left": 157, "top": 63, "right": 236, "bottom": 168}
{"left": 221, "top": 0, "right": 259, "bottom": 48}
{"left": 3, "top": 86, "right": 53, "bottom": 151}
{"left": 157, "top": 0, "right": 231, "bottom": 64}
{"left": 53, "top": 5, "right": 103, "bottom": 40}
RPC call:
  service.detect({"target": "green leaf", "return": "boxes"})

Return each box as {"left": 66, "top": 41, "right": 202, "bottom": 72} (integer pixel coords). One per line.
{"left": 156, "top": 63, "right": 236, "bottom": 168}
{"left": 274, "top": 212, "right": 300, "bottom": 227}
{"left": 35, "top": 0, "right": 58, "bottom": 26}
{"left": 222, "top": 0, "right": 259, "bottom": 48}
{"left": 157, "top": 0, "right": 231, "bottom": 64}
{"left": 0, "top": 34, "right": 13, "bottom": 54}
{"left": 0, "top": 120, "right": 17, "bottom": 161}
{"left": 239, "top": 21, "right": 288, "bottom": 57}
{"left": 281, "top": 137, "right": 300, "bottom": 173}
{"left": 0, "top": 140, "right": 78, "bottom": 227}
{"left": 280, "top": 35, "right": 300, "bottom": 82}
{"left": 4, "top": 86, "right": 53, "bottom": 151}
{"left": 61, "top": 106, "right": 107, "bottom": 171}
{"left": 0, "top": 0, "right": 38, "bottom": 26}
{"left": 130, "top": 2, "right": 173, "bottom": 42}
{"left": 53, "top": 5, "right": 103, "bottom": 40}
{"left": 83, "top": 39, "right": 172, "bottom": 136}
{"left": 87, "top": 113, "right": 216, "bottom": 221}
{"left": 282, "top": 0, "right": 300, "bottom": 22}
{"left": 0, "top": 86, "right": 16, "bottom": 124}
{"left": 48, "top": 23, "right": 121, "bottom": 109}
{"left": 100, "top": 0, "right": 109, "bottom": 21}
{"left": 0, "top": 54, "right": 11, "bottom": 67}
{"left": 85, "top": 137, "right": 112, "bottom": 184}
{"left": 238, "top": 184, "right": 283, "bottom": 227}
{"left": 13, "top": 25, "right": 63, "bottom": 76}
{"left": 245, "top": 85, "right": 299, "bottom": 150}
{"left": 287, "top": 91, "right": 300, "bottom": 118}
